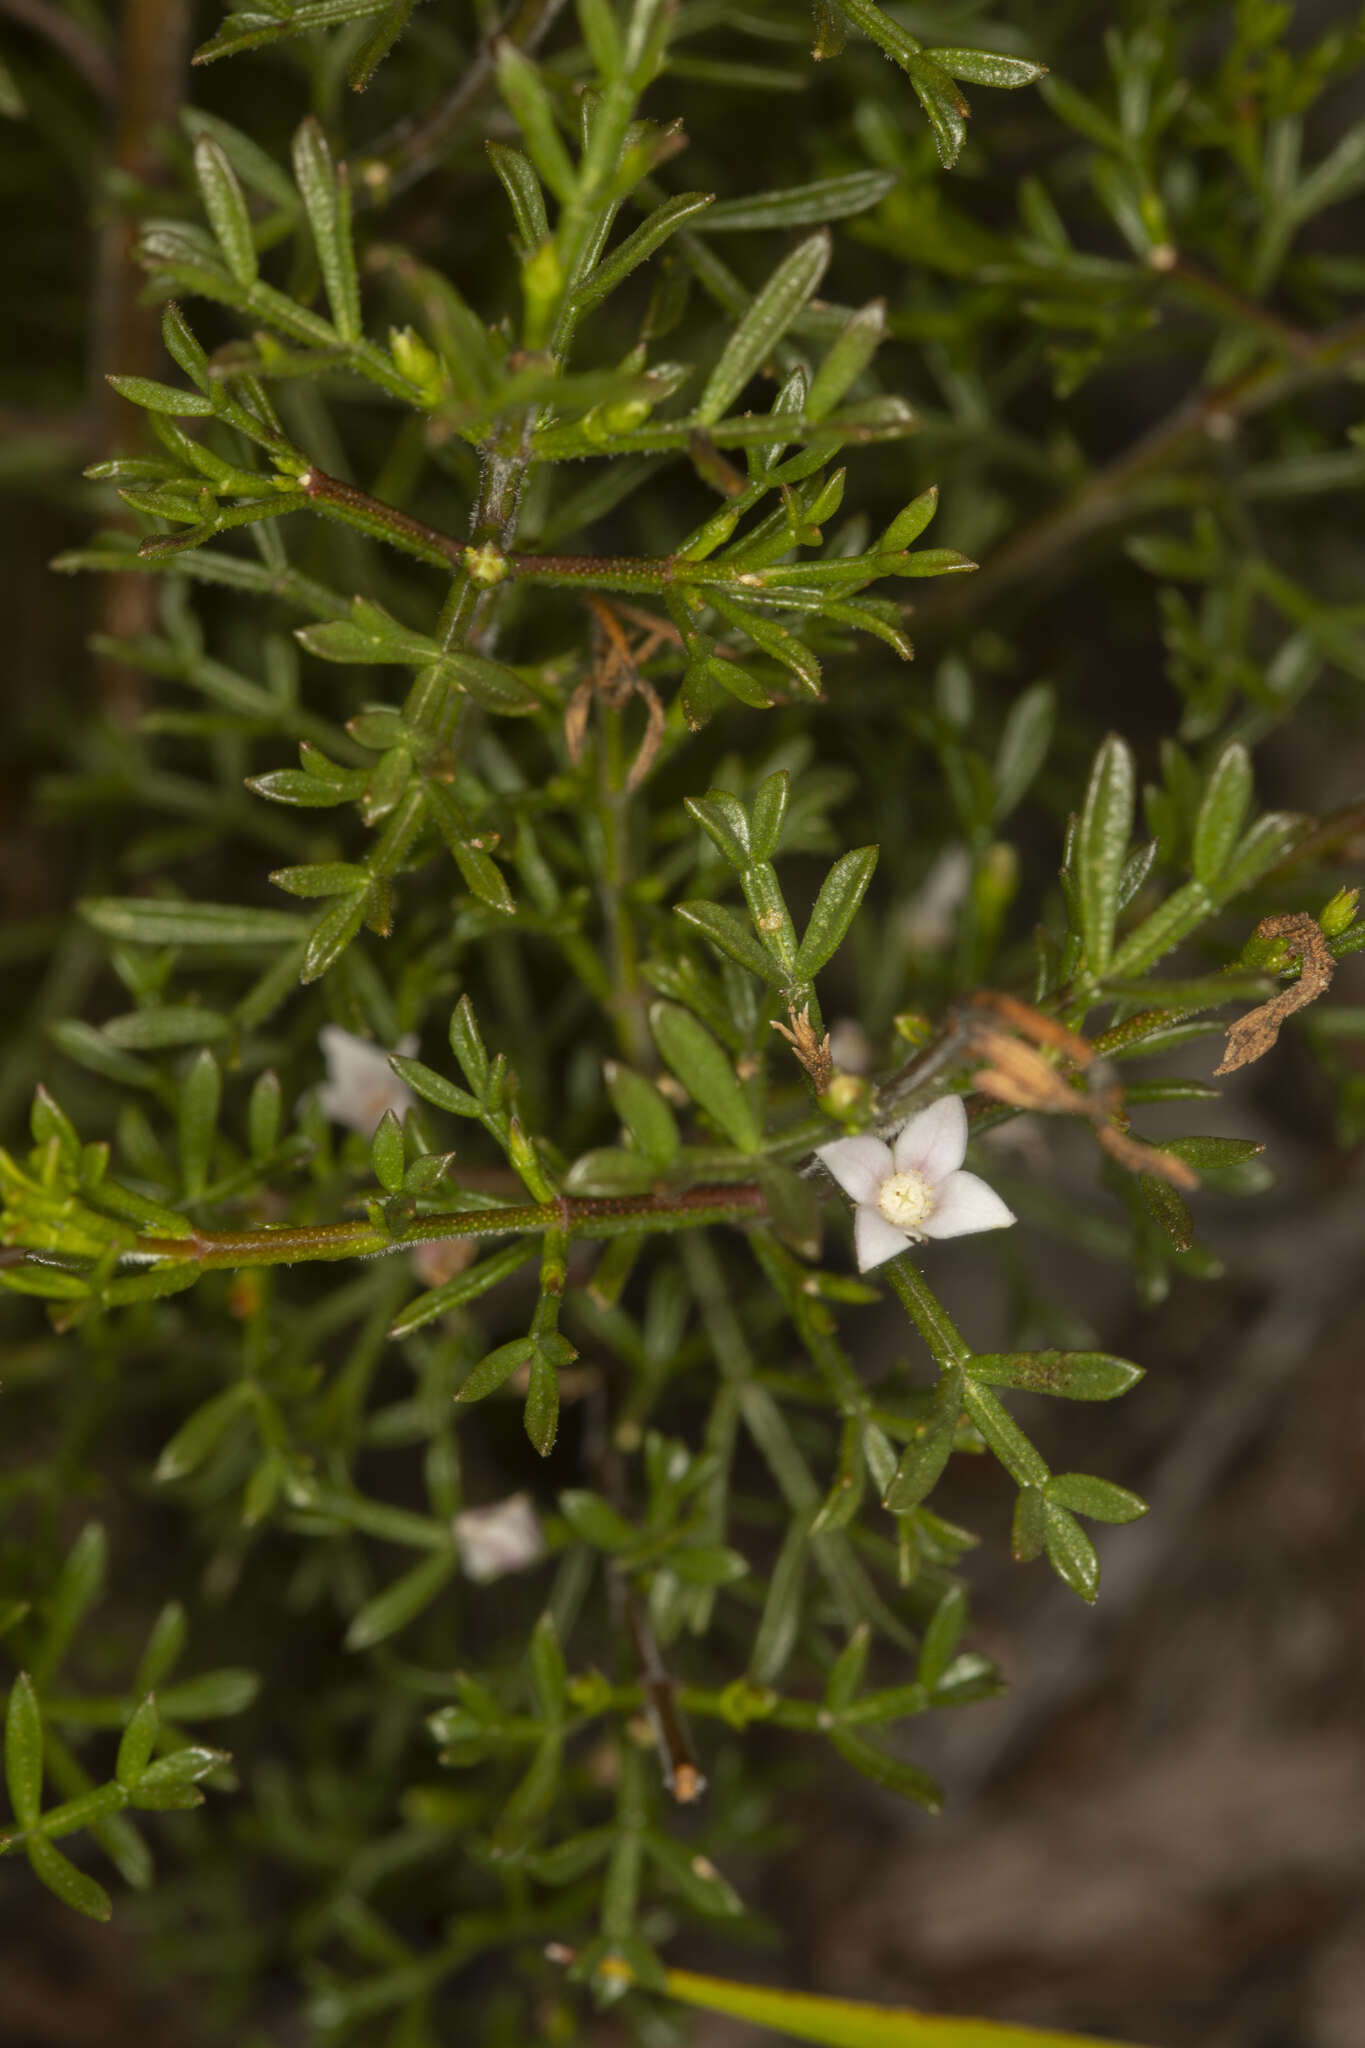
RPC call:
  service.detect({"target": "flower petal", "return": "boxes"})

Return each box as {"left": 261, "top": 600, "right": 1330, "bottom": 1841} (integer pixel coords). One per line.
{"left": 893, "top": 1096, "right": 968, "bottom": 1182}
{"left": 815, "top": 1134, "right": 893, "bottom": 1206}
{"left": 854, "top": 1204, "right": 911, "bottom": 1272}
{"left": 921, "top": 1169, "right": 1016, "bottom": 1239}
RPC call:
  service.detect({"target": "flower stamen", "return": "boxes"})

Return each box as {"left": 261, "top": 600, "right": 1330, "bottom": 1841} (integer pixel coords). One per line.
{"left": 876, "top": 1169, "right": 935, "bottom": 1235}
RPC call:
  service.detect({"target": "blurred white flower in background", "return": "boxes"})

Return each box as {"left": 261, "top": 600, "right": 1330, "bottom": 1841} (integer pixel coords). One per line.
{"left": 896, "top": 845, "right": 972, "bottom": 953}
{"left": 453, "top": 1494, "right": 546, "bottom": 1583}
{"left": 828, "top": 1018, "right": 874, "bottom": 1075}
{"left": 317, "top": 1025, "right": 418, "bottom": 1133}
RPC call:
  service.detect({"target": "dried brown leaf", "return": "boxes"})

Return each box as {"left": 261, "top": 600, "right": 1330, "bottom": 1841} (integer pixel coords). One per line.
{"left": 1215, "top": 913, "right": 1334, "bottom": 1076}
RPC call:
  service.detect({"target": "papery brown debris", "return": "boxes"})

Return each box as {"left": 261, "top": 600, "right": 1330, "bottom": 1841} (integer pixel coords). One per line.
{"left": 966, "top": 992, "right": 1200, "bottom": 1192}
{"left": 564, "top": 594, "right": 678, "bottom": 793}
{"left": 771, "top": 1004, "right": 833, "bottom": 1093}
{"left": 1215, "top": 913, "right": 1335, "bottom": 1076}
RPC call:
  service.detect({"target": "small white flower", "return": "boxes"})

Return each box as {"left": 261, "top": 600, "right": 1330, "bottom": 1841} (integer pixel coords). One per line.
{"left": 317, "top": 1025, "right": 418, "bottom": 1134}
{"left": 815, "top": 1095, "right": 1016, "bottom": 1273}
{"left": 453, "top": 1493, "right": 545, "bottom": 1584}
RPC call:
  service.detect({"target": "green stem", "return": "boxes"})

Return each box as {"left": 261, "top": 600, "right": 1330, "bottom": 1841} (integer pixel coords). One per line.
{"left": 598, "top": 700, "right": 651, "bottom": 1068}
{"left": 128, "top": 1184, "right": 769, "bottom": 1271}
{"left": 884, "top": 1258, "right": 971, "bottom": 1370}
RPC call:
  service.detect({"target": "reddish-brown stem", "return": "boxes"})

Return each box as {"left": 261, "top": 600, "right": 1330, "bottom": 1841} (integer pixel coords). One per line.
{"left": 130, "top": 1183, "right": 769, "bottom": 1271}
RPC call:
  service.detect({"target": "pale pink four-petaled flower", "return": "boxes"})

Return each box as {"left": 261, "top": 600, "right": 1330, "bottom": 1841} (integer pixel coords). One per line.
{"left": 815, "top": 1095, "right": 1015, "bottom": 1273}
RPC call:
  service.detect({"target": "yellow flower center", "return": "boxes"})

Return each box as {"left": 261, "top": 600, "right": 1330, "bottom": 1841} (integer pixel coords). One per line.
{"left": 876, "top": 1169, "right": 935, "bottom": 1234}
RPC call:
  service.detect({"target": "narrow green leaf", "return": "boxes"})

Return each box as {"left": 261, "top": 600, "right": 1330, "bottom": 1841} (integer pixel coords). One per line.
{"left": 161, "top": 302, "right": 212, "bottom": 393}
{"left": 1191, "top": 740, "right": 1253, "bottom": 886}
{"left": 116, "top": 1698, "right": 160, "bottom": 1789}
{"left": 5, "top": 1672, "right": 43, "bottom": 1828}
{"left": 1140, "top": 1172, "right": 1194, "bottom": 1251}
{"left": 444, "top": 648, "right": 539, "bottom": 716}
{"left": 524, "top": 1344, "right": 560, "bottom": 1456}
{"left": 828, "top": 1730, "right": 941, "bottom": 1812}
{"left": 248, "top": 769, "right": 358, "bottom": 808}
{"left": 572, "top": 192, "right": 713, "bottom": 313}
{"left": 968, "top": 1352, "right": 1144, "bottom": 1402}
{"left": 698, "top": 172, "right": 896, "bottom": 233}
{"left": 301, "top": 892, "right": 367, "bottom": 983}
{"left": 916, "top": 1584, "right": 966, "bottom": 1691}
{"left": 558, "top": 1490, "right": 636, "bottom": 1551}
{"left": 344, "top": 1550, "right": 456, "bottom": 1651}
{"left": 646, "top": 1833, "right": 745, "bottom": 1917}
{"left": 27, "top": 1836, "right": 112, "bottom": 1921}
{"left": 676, "top": 901, "right": 785, "bottom": 985}
{"left": 387, "top": 1055, "right": 479, "bottom": 1120}
{"left": 529, "top": 1610, "right": 567, "bottom": 1720}
{"left": 80, "top": 898, "right": 306, "bottom": 948}
{"left": 178, "top": 1047, "right": 221, "bottom": 1201}
{"left": 33, "top": 1525, "right": 107, "bottom": 1687}
{"left": 686, "top": 789, "right": 752, "bottom": 868}
{"left": 825, "top": 1624, "right": 871, "bottom": 1713}
{"left": 697, "top": 232, "right": 830, "bottom": 426}
{"left": 750, "top": 1517, "right": 808, "bottom": 1684}
{"left": 748, "top": 771, "right": 788, "bottom": 861}
{"left": 1075, "top": 734, "right": 1135, "bottom": 977}
{"left": 487, "top": 140, "right": 550, "bottom": 250}
{"left": 1161, "top": 1135, "right": 1264, "bottom": 1170}
{"left": 1011, "top": 1486, "right": 1047, "bottom": 1563}
{"left": 880, "top": 486, "right": 938, "bottom": 552}
{"left": 808, "top": 301, "right": 886, "bottom": 421}
{"left": 102, "top": 1006, "right": 232, "bottom": 1050}
{"left": 1047, "top": 1474, "right": 1148, "bottom": 1525}
{"left": 795, "top": 846, "right": 878, "bottom": 977}
{"left": 193, "top": 135, "right": 258, "bottom": 287}
{"left": 992, "top": 682, "right": 1054, "bottom": 820}
{"left": 929, "top": 46, "right": 1048, "bottom": 90}
{"left": 650, "top": 1002, "right": 761, "bottom": 1153}
{"left": 605, "top": 1062, "right": 680, "bottom": 1171}
{"left": 136, "top": 1605, "right": 187, "bottom": 1695}
{"left": 459, "top": 1333, "right": 551, "bottom": 1404}
{"left": 292, "top": 117, "right": 360, "bottom": 343}
{"left": 563, "top": 1147, "right": 657, "bottom": 1195}
{"left": 492, "top": 1730, "right": 563, "bottom": 1858}
{"left": 130, "top": 1742, "right": 229, "bottom": 1805}
{"left": 154, "top": 1383, "right": 253, "bottom": 1483}
{"left": 369, "top": 1107, "right": 406, "bottom": 1194}
{"left": 1042, "top": 1501, "right": 1099, "bottom": 1603}
{"left": 496, "top": 41, "right": 575, "bottom": 202}
{"left": 154, "top": 1668, "right": 259, "bottom": 1720}
{"left": 347, "top": 0, "right": 417, "bottom": 89}
{"left": 247, "top": 1070, "right": 282, "bottom": 1161}
{"left": 882, "top": 1368, "right": 962, "bottom": 1511}
{"left": 908, "top": 53, "right": 970, "bottom": 168}
{"left": 959, "top": 1381, "right": 1049, "bottom": 1489}
{"left": 1217, "top": 811, "right": 1307, "bottom": 897}
{"left": 107, "top": 375, "right": 215, "bottom": 417}
{"left": 389, "top": 1241, "right": 537, "bottom": 1341}
{"left": 668, "top": 1543, "right": 749, "bottom": 1588}
{"left": 657, "top": 1963, "right": 1140, "bottom": 2046}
